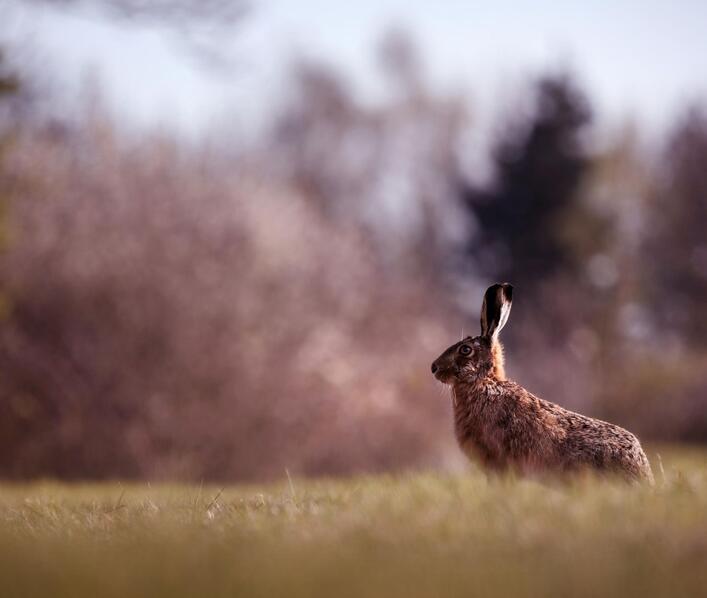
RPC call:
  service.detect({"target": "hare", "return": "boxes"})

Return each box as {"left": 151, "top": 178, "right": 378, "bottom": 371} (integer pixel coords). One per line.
{"left": 431, "top": 283, "right": 653, "bottom": 483}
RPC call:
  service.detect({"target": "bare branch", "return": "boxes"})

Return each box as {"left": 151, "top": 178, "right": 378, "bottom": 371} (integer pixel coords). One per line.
{"left": 18, "top": 0, "right": 251, "bottom": 70}
{"left": 23, "top": 0, "right": 249, "bottom": 29}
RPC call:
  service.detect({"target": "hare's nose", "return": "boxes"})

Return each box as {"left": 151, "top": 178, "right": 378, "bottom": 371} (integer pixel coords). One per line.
{"left": 431, "top": 363, "right": 438, "bottom": 374}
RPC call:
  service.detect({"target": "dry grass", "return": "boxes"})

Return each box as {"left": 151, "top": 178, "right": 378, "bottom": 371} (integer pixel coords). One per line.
{"left": 1, "top": 446, "right": 706, "bottom": 598}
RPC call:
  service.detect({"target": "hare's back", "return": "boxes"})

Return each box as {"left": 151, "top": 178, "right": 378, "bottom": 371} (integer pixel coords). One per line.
{"left": 559, "top": 411, "right": 653, "bottom": 481}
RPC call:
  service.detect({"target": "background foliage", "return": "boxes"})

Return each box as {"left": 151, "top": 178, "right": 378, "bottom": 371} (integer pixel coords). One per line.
{"left": 1, "top": 7, "right": 706, "bottom": 481}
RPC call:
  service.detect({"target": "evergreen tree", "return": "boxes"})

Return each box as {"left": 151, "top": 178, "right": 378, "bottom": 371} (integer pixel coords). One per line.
{"left": 645, "top": 107, "right": 707, "bottom": 348}
{"left": 463, "top": 74, "right": 592, "bottom": 291}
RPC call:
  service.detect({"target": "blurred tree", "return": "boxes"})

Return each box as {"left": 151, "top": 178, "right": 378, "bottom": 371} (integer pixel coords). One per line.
{"left": 644, "top": 106, "right": 707, "bottom": 349}
{"left": 0, "top": 58, "right": 20, "bottom": 99}
{"left": 19, "top": 0, "right": 250, "bottom": 69}
{"left": 462, "top": 74, "right": 594, "bottom": 292}
{"left": 271, "top": 30, "right": 468, "bottom": 269}
{"left": 0, "top": 51, "right": 20, "bottom": 463}
{"left": 0, "top": 49, "right": 20, "bottom": 255}
{"left": 271, "top": 62, "right": 360, "bottom": 213}
{"left": 377, "top": 26, "right": 423, "bottom": 98}
{"left": 23, "top": 0, "right": 248, "bottom": 27}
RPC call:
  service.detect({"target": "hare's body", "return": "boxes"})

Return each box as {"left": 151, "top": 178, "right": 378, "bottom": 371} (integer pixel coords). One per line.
{"left": 452, "top": 376, "right": 653, "bottom": 482}
{"left": 432, "top": 283, "right": 653, "bottom": 483}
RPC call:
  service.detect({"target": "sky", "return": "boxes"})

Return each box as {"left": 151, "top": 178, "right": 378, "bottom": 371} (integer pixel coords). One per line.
{"left": 3, "top": 0, "right": 707, "bottom": 138}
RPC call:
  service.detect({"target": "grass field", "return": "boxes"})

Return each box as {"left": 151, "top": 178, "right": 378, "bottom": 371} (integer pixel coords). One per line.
{"left": 1, "top": 447, "right": 706, "bottom": 598}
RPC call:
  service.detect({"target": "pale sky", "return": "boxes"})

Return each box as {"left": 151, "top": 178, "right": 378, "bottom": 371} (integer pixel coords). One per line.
{"left": 3, "top": 0, "right": 707, "bottom": 138}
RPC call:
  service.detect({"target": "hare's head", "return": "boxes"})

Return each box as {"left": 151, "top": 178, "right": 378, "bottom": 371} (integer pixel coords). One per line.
{"left": 431, "top": 283, "right": 513, "bottom": 385}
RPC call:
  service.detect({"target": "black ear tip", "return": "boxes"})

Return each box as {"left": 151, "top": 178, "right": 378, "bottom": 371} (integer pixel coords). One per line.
{"left": 487, "top": 282, "right": 514, "bottom": 301}
{"left": 501, "top": 282, "right": 513, "bottom": 300}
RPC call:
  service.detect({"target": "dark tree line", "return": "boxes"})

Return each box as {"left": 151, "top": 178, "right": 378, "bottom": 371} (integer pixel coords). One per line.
{"left": 645, "top": 108, "right": 707, "bottom": 349}
{"left": 463, "top": 75, "right": 595, "bottom": 292}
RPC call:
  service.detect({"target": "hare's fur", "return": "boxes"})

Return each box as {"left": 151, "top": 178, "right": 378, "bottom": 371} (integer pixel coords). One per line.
{"left": 432, "top": 284, "right": 653, "bottom": 483}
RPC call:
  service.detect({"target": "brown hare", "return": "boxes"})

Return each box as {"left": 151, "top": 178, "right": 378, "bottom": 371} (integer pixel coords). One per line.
{"left": 431, "top": 283, "right": 654, "bottom": 483}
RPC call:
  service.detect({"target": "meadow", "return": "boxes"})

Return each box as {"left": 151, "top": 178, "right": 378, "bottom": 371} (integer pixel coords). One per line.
{"left": 1, "top": 447, "right": 706, "bottom": 598}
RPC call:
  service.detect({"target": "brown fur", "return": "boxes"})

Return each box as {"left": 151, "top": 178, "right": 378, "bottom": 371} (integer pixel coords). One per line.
{"left": 431, "top": 284, "right": 654, "bottom": 483}
{"left": 490, "top": 339, "right": 506, "bottom": 380}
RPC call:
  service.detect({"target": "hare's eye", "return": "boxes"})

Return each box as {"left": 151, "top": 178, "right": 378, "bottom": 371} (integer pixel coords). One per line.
{"left": 459, "top": 344, "right": 472, "bottom": 356}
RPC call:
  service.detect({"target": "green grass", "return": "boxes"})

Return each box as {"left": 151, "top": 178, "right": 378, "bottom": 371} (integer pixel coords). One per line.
{"left": 1, "top": 447, "right": 706, "bottom": 598}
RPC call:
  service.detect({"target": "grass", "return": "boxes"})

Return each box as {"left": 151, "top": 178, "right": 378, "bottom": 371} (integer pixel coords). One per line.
{"left": 1, "top": 447, "right": 706, "bottom": 598}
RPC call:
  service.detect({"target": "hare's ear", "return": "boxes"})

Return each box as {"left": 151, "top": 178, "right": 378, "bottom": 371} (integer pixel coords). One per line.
{"left": 480, "top": 283, "right": 513, "bottom": 339}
